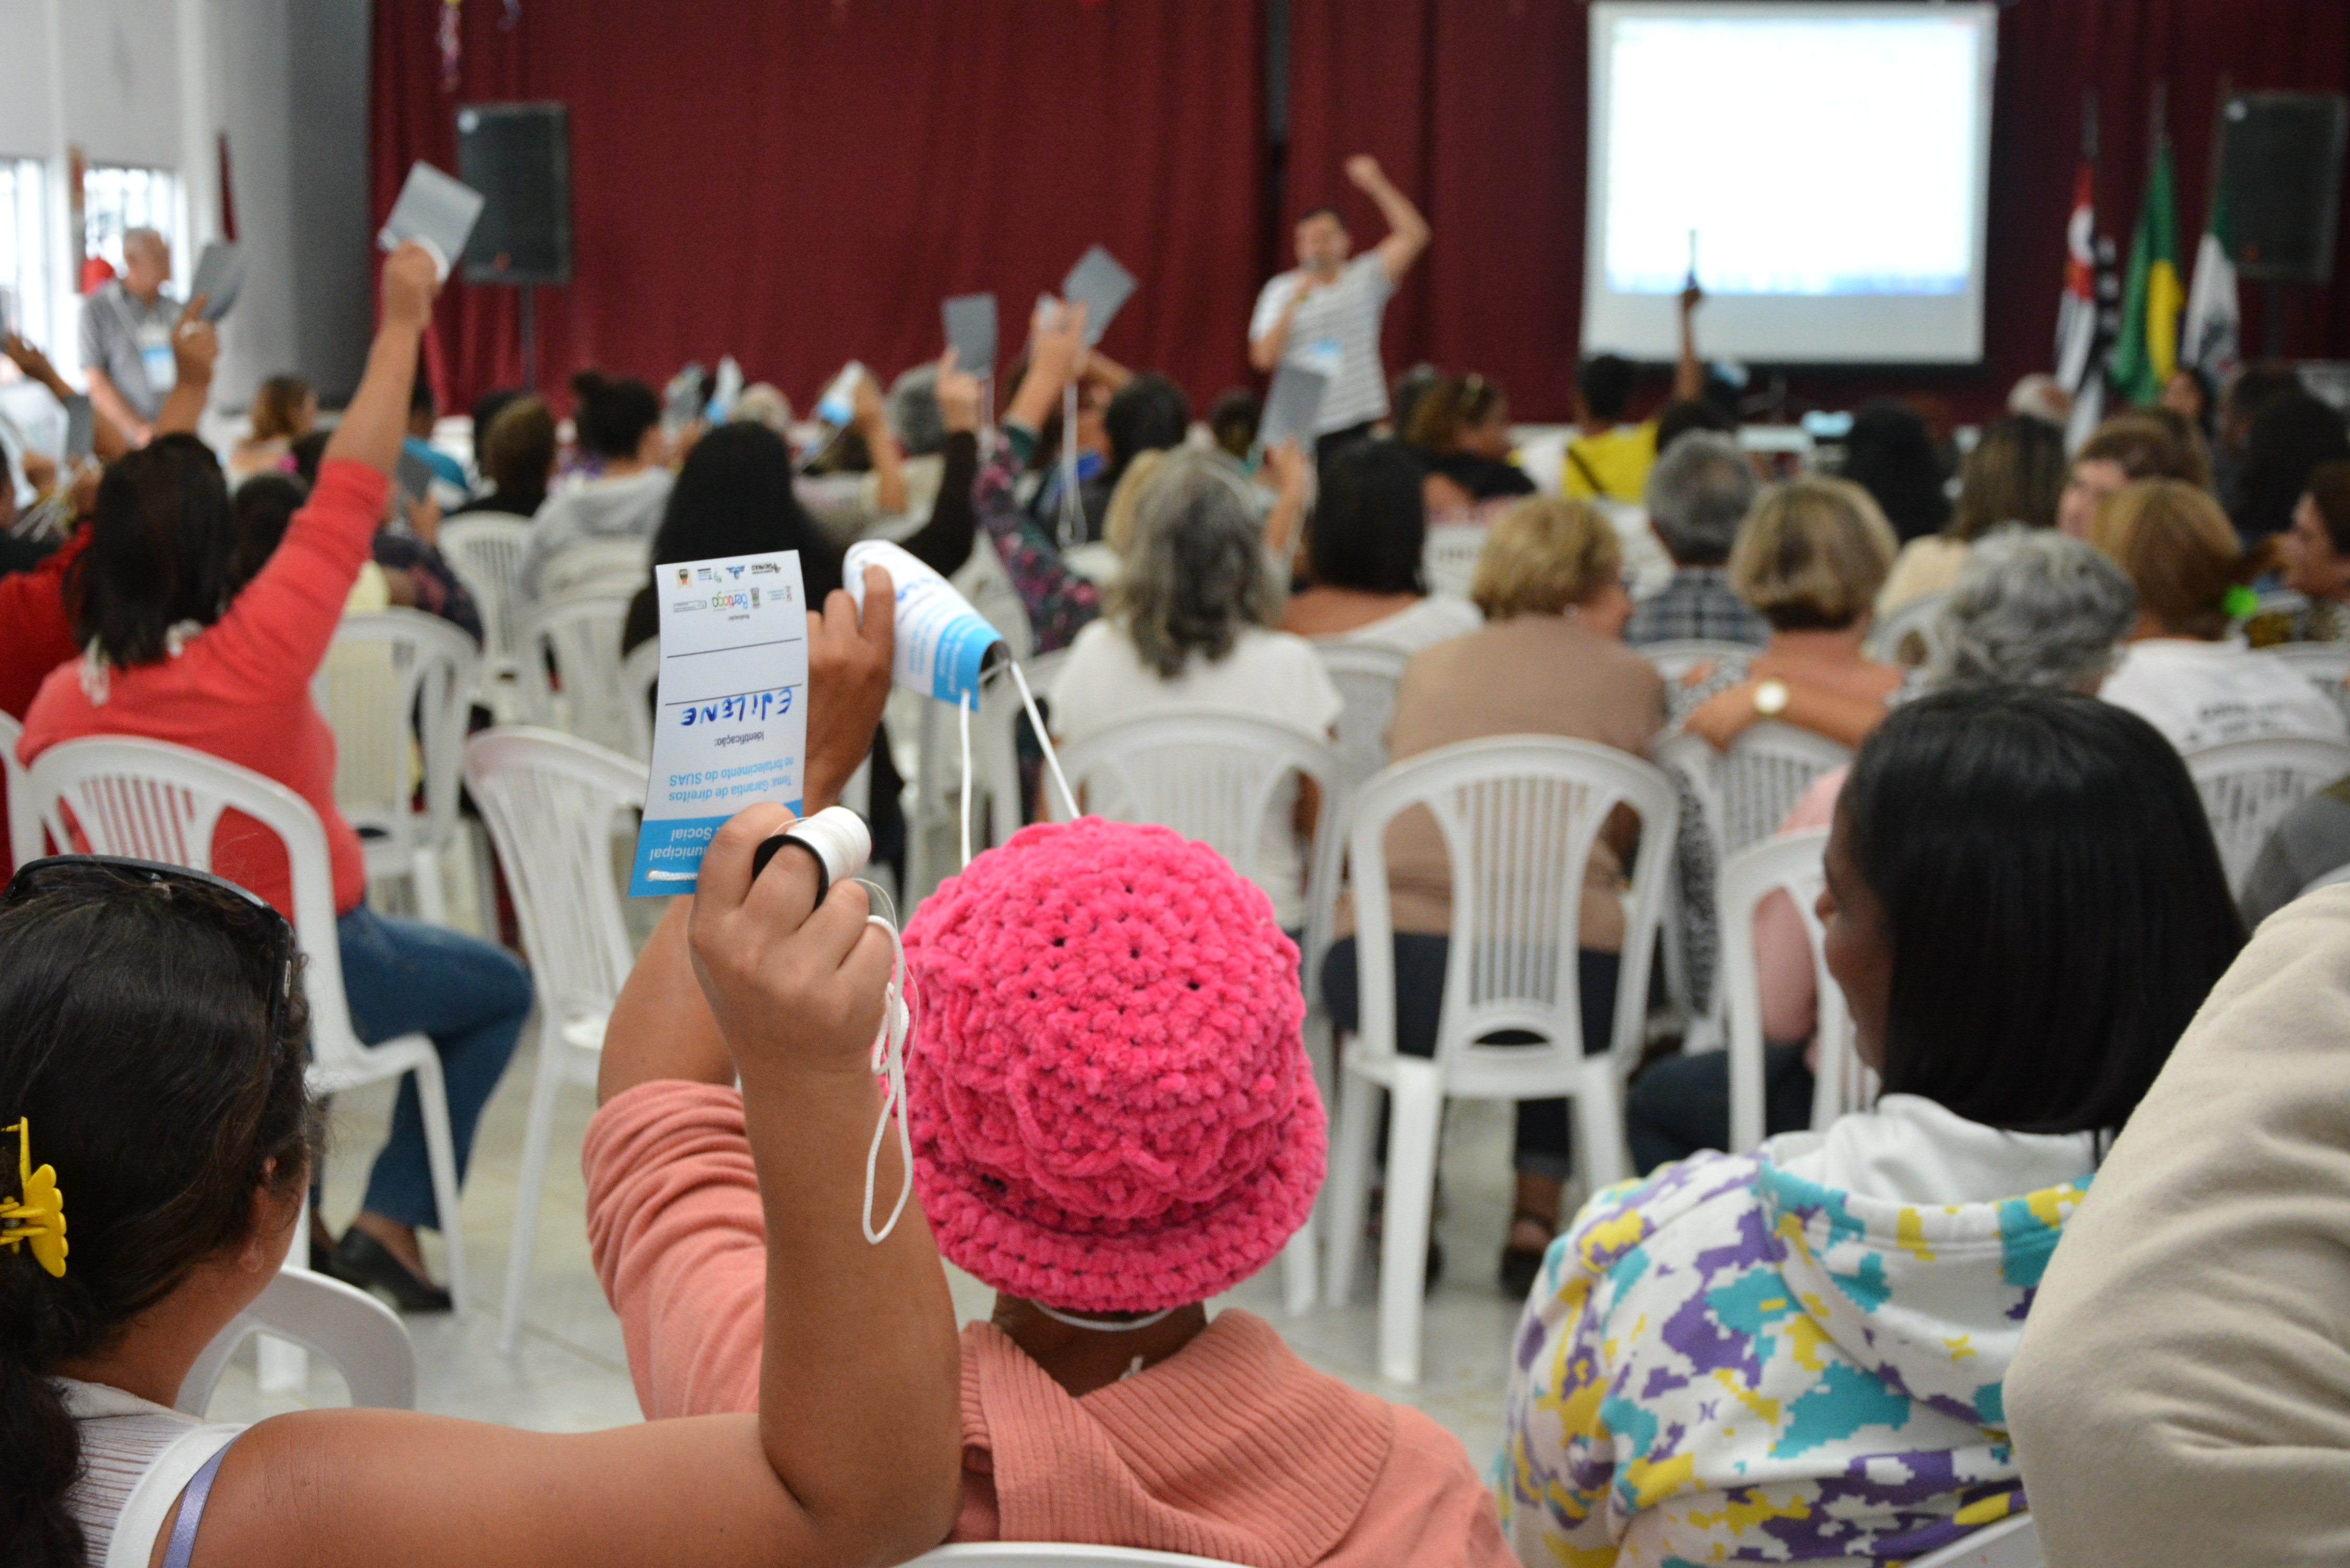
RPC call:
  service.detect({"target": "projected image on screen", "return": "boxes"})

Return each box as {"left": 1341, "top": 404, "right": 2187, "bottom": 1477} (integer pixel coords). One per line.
{"left": 1584, "top": 3, "right": 1997, "bottom": 364}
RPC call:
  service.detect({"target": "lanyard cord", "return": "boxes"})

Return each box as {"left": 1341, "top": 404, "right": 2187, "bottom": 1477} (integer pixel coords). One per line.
{"left": 861, "top": 888, "right": 915, "bottom": 1245}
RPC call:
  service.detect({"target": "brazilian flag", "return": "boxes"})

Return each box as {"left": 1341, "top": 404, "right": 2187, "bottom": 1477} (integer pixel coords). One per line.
{"left": 2112, "top": 141, "right": 2182, "bottom": 406}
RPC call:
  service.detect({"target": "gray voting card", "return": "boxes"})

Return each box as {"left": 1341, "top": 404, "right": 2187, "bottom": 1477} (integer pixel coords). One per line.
{"left": 376, "top": 163, "right": 486, "bottom": 279}
{"left": 942, "top": 293, "right": 998, "bottom": 378}
{"left": 190, "top": 241, "right": 246, "bottom": 322}
{"left": 1257, "top": 364, "right": 1330, "bottom": 453}
{"left": 63, "top": 396, "right": 94, "bottom": 463}
{"left": 1061, "top": 246, "right": 1135, "bottom": 346}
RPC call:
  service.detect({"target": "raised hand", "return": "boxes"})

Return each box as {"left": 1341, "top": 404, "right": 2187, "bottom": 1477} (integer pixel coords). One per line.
{"left": 380, "top": 241, "right": 442, "bottom": 332}
{"left": 1343, "top": 154, "right": 1385, "bottom": 191}
{"left": 803, "top": 563, "right": 895, "bottom": 812}
{"left": 170, "top": 299, "right": 220, "bottom": 387}
{"left": 935, "top": 348, "right": 983, "bottom": 435}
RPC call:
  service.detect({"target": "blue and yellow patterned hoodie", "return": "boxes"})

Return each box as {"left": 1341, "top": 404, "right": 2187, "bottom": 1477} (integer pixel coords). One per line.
{"left": 1494, "top": 1097, "right": 2092, "bottom": 1566}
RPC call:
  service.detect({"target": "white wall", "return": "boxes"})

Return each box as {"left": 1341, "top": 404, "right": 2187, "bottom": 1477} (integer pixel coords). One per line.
{"left": 0, "top": 0, "right": 372, "bottom": 411}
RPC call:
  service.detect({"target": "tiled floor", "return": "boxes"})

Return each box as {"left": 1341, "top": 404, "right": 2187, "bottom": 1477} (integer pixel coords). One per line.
{"left": 202, "top": 1029, "right": 1564, "bottom": 1472}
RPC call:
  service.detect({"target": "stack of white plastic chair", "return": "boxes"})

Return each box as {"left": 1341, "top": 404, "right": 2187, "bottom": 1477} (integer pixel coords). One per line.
{"left": 0, "top": 710, "right": 42, "bottom": 868}
{"left": 1051, "top": 706, "right": 1341, "bottom": 1317}
{"left": 1713, "top": 828, "right": 1872, "bottom": 1152}
{"left": 437, "top": 514, "right": 531, "bottom": 721}
{"left": 316, "top": 609, "right": 480, "bottom": 924}
{"left": 1421, "top": 522, "right": 1489, "bottom": 599}
{"left": 1867, "top": 591, "right": 1952, "bottom": 668}
{"left": 2181, "top": 734, "right": 2350, "bottom": 896}
{"left": 1636, "top": 638, "right": 1755, "bottom": 688}
{"left": 26, "top": 737, "right": 471, "bottom": 1317}
{"left": 176, "top": 1266, "right": 417, "bottom": 1415}
{"left": 1324, "top": 736, "right": 1677, "bottom": 1382}
{"left": 463, "top": 727, "right": 644, "bottom": 1353}
{"left": 516, "top": 591, "right": 638, "bottom": 758}
{"left": 2261, "top": 642, "right": 2350, "bottom": 727}
{"left": 1313, "top": 642, "right": 1409, "bottom": 808}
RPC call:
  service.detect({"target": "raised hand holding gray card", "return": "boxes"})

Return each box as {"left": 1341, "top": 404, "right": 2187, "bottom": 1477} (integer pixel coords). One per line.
{"left": 376, "top": 162, "right": 486, "bottom": 282}
{"left": 1257, "top": 363, "right": 1330, "bottom": 454}
{"left": 942, "top": 293, "right": 998, "bottom": 378}
{"left": 190, "top": 241, "right": 246, "bottom": 322}
{"left": 1060, "top": 246, "right": 1135, "bottom": 347}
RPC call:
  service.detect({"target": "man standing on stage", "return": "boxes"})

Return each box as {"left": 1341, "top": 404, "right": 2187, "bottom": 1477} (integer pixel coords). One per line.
{"left": 1249, "top": 154, "right": 1430, "bottom": 457}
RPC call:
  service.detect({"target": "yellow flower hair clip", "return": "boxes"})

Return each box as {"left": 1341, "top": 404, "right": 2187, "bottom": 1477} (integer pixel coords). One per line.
{"left": 0, "top": 1119, "right": 67, "bottom": 1278}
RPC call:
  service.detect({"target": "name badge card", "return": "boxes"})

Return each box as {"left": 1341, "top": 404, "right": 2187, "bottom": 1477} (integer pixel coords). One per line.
{"left": 630, "top": 550, "right": 810, "bottom": 896}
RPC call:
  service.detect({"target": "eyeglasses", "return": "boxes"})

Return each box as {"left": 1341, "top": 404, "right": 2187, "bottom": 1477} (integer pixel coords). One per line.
{"left": 0, "top": 856, "right": 298, "bottom": 1040}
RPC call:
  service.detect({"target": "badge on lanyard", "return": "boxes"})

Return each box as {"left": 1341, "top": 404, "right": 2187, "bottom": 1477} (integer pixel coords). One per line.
{"left": 136, "top": 313, "right": 177, "bottom": 397}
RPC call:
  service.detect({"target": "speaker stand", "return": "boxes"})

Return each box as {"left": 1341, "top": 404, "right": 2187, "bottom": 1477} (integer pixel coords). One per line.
{"left": 517, "top": 283, "right": 539, "bottom": 394}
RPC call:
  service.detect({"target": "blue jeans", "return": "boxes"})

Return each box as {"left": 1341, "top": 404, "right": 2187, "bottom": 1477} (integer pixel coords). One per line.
{"left": 336, "top": 905, "right": 533, "bottom": 1231}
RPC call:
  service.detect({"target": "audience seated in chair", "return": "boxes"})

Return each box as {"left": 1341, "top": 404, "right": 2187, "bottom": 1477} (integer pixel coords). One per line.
{"left": 2091, "top": 478, "right": 2347, "bottom": 751}
{"left": 16, "top": 247, "right": 529, "bottom": 1312}
{"left": 1050, "top": 448, "right": 1339, "bottom": 930}
{"left": 1320, "top": 494, "right": 1661, "bottom": 1292}
{"left": 1283, "top": 439, "right": 1480, "bottom": 653}
{"left": 586, "top": 817, "right": 1515, "bottom": 1567}
{"left": 1628, "top": 529, "right": 2140, "bottom": 1171}
{"left": 517, "top": 370, "right": 672, "bottom": 599}
{"left": 1623, "top": 431, "right": 1767, "bottom": 648}
{"left": 0, "top": 777, "right": 962, "bottom": 1565}
{"left": 2057, "top": 413, "right": 2211, "bottom": 538}
{"left": 2230, "top": 388, "right": 2350, "bottom": 545}
{"left": 1838, "top": 397, "right": 1952, "bottom": 546}
{"left": 1499, "top": 687, "right": 2245, "bottom": 1566}
{"left": 1877, "top": 413, "right": 2067, "bottom": 616}
{"left": 1403, "top": 373, "right": 1536, "bottom": 502}
{"left": 228, "top": 373, "right": 317, "bottom": 485}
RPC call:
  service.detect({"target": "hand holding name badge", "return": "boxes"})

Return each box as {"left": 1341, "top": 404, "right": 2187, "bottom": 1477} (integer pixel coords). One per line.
{"left": 805, "top": 564, "right": 895, "bottom": 813}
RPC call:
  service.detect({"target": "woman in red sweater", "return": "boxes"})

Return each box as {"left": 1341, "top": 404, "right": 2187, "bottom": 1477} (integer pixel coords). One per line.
{"left": 17, "top": 245, "right": 530, "bottom": 1310}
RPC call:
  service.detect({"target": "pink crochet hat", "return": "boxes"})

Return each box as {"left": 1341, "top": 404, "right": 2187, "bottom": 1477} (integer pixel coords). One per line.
{"left": 903, "top": 818, "right": 1326, "bottom": 1314}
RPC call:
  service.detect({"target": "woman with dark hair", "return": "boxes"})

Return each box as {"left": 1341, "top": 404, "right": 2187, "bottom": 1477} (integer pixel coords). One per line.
{"left": 448, "top": 393, "right": 557, "bottom": 519}
{"left": 1077, "top": 371, "right": 1192, "bottom": 540}
{"left": 1878, "top": 413, "right": 2068, "bottom": 614}
{"left": 2231, "top": 389, "right": 2350, "bottom": 544}
{"left": 1837, "top": 397, "right": 1951, "bottom": 544}
{"left": 1283, "top": 438, "right": 1479, "bottom": 652}
{"left": 1500, "top": 686, "right": 2245, "bottom": 1567}
{"left": 0, "top": 822, "right": 963, "bottom": 1565}
{"left": 2273, "top": 457, "right": 2350, "bottom": 645}
{"left": 516, "top": 368, "right": 671, "bottom": 597}
{"left": 19, "top": 247, "right": 529, "bottom": 1310}
{"left": 1403, "top": 374, "right": 1535, "bottom": 501}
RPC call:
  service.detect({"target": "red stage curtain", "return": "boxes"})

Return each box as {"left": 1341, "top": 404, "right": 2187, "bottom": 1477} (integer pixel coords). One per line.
{"left": 371, "top": 0, "right": 1266, "bottom": 416}
{"left": 1285, "top": 0, "right": 2350, "bottom": 421}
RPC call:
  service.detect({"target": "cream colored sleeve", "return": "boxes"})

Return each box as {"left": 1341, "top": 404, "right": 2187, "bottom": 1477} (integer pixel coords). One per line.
{"left": 2008, "top": 885, "right": 2350, "bottom": 1567}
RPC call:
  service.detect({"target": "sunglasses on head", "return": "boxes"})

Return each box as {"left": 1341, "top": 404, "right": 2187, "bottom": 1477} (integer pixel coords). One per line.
{"left": 1, "top": 855, "right": 298, "bottom": 1039}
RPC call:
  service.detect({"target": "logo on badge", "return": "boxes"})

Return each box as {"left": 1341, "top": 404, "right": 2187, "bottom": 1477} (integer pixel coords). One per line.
{"left": 750, "top": 586, "right": 761, "bottom": 607}
{"left": 676, "top": 568, "right": 690, "bottom": 586}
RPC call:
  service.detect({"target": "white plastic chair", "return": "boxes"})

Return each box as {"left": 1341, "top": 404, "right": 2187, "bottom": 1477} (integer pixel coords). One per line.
{"left": 537, "top": 538, "right": 650, "bottom": 598}
{"left": 2302, "top": 859, "right": 2350, "bottom": 899}
{"left": 1421, "top": 522, "right": 1488, "bottom": 599}
{"left": 438, "top": 513, "right": 531, "bottom": 718}
{"left": 1868, "top": 591, "right": 1952, "bottom": 668}
{"left": 2262, "top": 642, "right": 2350, "bottom": 725}
{"left": 1906, "top": 1513, "right": 2043, "bottom": 1568}
{"left": 0, "top": 710, "right": 43, "bottom": 870}
{"left": 1657, "top": 723, "right": 1853, "bottom": 866}
{"left": 2181, "top": 734, "right": 2350, "bottom": 895}
{"left": 1050, "top": 707, "right": 1341, "bottom": 1318}
{"left": 464, "top": 728, "right": 644, "bottom": 1354}
{"left": 1714, "top": 828, "right": 1871, "bottom": 1152}
{"left": 1314, "top": 641, "right": 1409, "bottom": 806}
{"left": 911, "top": 1548, "right": 1248, "bottom": 1567}
{"left": 620, "top": 636, "right": 663, "bottom": 762}
{"left": 316, "top": 609, "right": 480, "bottom": 923}
{"left": 516, "top": 590, "right": 637, "bottom": 758}
{"left": 1324, "top": 736, "right": 1678, "bottom": 1382}
{"left": 1637, "top": 638, "right": 1755, "bottom": 687}
{"left": 25, "top": 737, "right": 470, "bottom": 1308}
{"left": 176, "top": 1266, "right": 417, "bottom": 1415}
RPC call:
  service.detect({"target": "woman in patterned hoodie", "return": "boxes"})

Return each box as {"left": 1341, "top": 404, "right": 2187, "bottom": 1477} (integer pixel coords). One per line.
{"left": 1496, "top": 687, "right": 2247, "bottom": 1565}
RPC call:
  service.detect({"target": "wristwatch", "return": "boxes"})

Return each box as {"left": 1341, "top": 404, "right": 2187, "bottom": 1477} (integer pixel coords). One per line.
{"left": 1753, "top": 678, "right": 1791, "bottom": 719}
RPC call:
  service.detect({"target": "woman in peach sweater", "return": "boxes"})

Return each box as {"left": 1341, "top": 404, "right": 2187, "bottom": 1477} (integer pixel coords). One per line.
{"left": 588, "top": 818, "right": 1515, "bottom": 1566}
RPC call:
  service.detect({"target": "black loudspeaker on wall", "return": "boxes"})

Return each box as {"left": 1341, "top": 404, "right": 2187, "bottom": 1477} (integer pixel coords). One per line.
{"left": 455, "top": 101, "right": 572, "bottom": 287}
{"left": 2221, "top": 93, "right": 2348, "bottom": 286}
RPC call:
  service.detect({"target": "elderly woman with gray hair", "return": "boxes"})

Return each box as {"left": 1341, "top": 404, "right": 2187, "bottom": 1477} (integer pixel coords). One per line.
{"left": 1625, "top": 528, "right": 2140, "bottom": 1172}
{"left": 1047, "top": 448, "right": 1341, "bottom": 930}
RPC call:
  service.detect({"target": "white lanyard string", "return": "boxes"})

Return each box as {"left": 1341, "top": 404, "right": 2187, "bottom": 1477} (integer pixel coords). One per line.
{"left": 861, "top": 886, "right": 914, "bottom": 1246}
{"left": 1056, "top": 381, "right": 1084, "bottom": 549}
{"left": 1032, "top": 1302, "right": 1177, "bottom": 1332}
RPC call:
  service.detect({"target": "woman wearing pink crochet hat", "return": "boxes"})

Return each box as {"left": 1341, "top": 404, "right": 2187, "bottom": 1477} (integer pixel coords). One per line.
{"left": 585, "top": 816, "right": 1515, "bottom": 1566}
